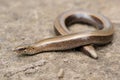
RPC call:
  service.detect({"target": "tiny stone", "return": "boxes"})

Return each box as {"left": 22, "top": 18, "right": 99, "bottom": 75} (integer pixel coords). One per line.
{"left": 63, "top": 59, "right": 68, "bottom": 62}
{"left": 58, "top": 68, "right": 64, "bottom": 78}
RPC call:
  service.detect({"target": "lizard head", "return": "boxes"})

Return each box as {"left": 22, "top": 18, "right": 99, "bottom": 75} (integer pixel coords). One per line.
{"left": 14, "top": 45, "right": 39, "bottom": 55}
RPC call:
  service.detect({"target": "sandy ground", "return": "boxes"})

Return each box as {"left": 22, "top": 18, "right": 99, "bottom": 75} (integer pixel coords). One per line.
{"left": 0, "top": 0, "right": 120, "bottom": 80}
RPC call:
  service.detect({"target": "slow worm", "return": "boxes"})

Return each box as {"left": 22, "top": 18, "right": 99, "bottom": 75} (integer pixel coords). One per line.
{"left": 14, "top": 10, "right": 114, "bottom": 58}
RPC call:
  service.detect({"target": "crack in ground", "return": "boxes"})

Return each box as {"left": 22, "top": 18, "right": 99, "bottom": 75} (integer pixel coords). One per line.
{"left": 3, "top": 60, "right": 47, "bottom": 78}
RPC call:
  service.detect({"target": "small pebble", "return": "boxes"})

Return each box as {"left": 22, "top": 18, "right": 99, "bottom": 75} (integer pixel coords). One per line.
{"left": 58, "top": 68, "right": 64, "bottom": 78}
{"left": 63, "top": 59, "right": 68, "bottom": 62}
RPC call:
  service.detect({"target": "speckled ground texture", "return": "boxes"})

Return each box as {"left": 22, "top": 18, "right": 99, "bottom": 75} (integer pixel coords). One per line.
{"left": 0, "top": 0, "right": 120, "bottom": 80}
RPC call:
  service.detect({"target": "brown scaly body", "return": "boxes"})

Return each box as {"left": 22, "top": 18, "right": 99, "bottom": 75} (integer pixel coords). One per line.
{"left": 14, "top": 10, "right": 114, "bottom": 58}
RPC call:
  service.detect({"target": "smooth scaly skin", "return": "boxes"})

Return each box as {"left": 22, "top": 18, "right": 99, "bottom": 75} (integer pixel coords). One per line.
{"left": 14, "top": 10, "right": 114, "bottom": 58}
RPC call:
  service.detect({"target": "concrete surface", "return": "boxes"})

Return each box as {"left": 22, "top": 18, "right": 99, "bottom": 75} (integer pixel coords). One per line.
{"left": 0, "top": 0, "right": 120, "bottom": 80}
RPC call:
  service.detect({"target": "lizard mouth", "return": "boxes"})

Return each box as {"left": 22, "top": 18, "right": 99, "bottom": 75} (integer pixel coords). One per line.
{"left": 13, "top": 46, "right": 27, "bottom": 54}
{"left": 17, "top": 47, "right": 27, "bottom": 51}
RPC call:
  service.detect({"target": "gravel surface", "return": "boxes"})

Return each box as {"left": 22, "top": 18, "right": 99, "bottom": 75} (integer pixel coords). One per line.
{"left": 0, "top": 0, "right": 120, "bottom": 80}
